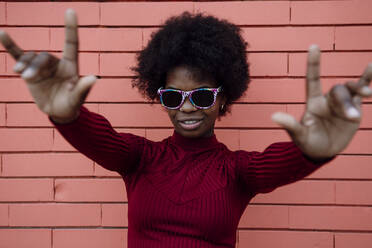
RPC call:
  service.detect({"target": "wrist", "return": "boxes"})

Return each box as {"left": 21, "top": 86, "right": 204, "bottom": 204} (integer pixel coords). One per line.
{"left": 50, "top": 111, "right": 80, "bottom": 124}
{"left": 302, "top": 153, "right": 335, "bottom": 163}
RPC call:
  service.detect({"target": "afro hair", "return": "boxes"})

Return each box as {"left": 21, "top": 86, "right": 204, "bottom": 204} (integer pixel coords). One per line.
{"left": 132, "top": 12, "right": 250, "bottom": 116}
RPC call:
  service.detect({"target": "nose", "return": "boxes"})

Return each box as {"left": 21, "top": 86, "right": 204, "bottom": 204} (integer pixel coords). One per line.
{"left": 179, "top": 97, "right": 197, "bottom": 112}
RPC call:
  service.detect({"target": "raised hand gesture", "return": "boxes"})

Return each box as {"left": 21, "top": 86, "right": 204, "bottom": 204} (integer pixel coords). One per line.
{"left": 272, "top": 45, "right": 372, "bottom": 160}
{"left": 0, "top": 9, "right": 96, "bottom": 123}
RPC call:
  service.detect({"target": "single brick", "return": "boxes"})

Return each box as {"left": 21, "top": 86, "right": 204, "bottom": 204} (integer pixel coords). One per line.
{"left": 335, "top": 26, "right": 372, "bottom": 50}
{"left": 99, "top": 28, "right": 143, "bottom": 52}
{"left": 99, "top": 53, "right": 136, "bottom": 76}
{"left": 238, "top": 230, "right": 332, "bottom": 248}
{"left": 239, "top": 205, "right": 288, "bottom": 228}
{"left": 6, "top": 104, "right": 51, "bottom": 127}
{"left": 335, "top": 233, "right": 372, "bottom": 248}
{"left": 7, "top": 2, "right": 99, "bottom": 26}
{"left": 102, "top": 203, "right": 128, "bottom": 227}
{"left": 9, "top": 203, "right": 101, "bottom": 227}
{"left": 310, "top": 155, "right": 372, "bottom": 179}
{"left": 0, "top": 128, "right": 53, "bottom": 152}
{"left": 54, "top": 178, "right": 127, "bottom": 202}
{"left": 0, "top": 229, "right": 51, "bottom": 248}
{"left": 216, "top": 104, "right": 286, "bottom": 128}
{"left": 344, "top": 131, "right": 372, "bottom": 154}
{"left": 252, "top": 180, "right": 335, "bottom": 205}
{"left": 239, "top": 130, "right": 290, "bottom": 151}
{"left": 249, "top": 53, "right": 288, "bottom": 77}
{"left": 53, "top": 229, "right": 127, "bottom": 248}
{"left": 0, "top": 78, "right": 33, "bottom": 102}
{"left": 195, "top": 1, "right": 290, "bottom": 25}
{"left": 289, "top": 206, "right": 372, "bottom": 230}
{"left": 242, "top": 27, "right": 334, "bottom": 51}
{"left": 51, "top": 28, "right": 143, "bottom": 52}
{"left": 291, "top": 0, "right": 372, "bottom": 25}
{"left": 336, "top": 181, "right": 372, "bottom": 205}
{"left": 86, "top": 78, "right": 144, "bottom": 103}
{"left": 101, "top": 2, "right": 193, "bottom": 26}
{"left": 0, "top": 179, "right": 53, "bottom": 202}
{"left": 241, "top": 78, "right": 289, "bottom": 102}
{"left": 2, "top": 153, "right": 93, "bottom": 177}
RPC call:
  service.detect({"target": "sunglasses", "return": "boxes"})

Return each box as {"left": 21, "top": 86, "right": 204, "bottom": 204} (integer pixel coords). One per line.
{"left": 157, "top": 86, "right": 222, "bottom": 110}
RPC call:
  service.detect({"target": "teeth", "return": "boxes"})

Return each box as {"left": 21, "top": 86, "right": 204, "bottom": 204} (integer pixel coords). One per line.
{"left": 182, "top": 120, "right": 198, "bottom": 124}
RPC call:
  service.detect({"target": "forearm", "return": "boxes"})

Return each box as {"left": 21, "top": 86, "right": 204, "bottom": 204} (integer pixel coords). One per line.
{"left": 236, "top": 142, "right": 334, "bottom": 194}
{"left": 51, "top": 106, "right": 143, "bottom": 174}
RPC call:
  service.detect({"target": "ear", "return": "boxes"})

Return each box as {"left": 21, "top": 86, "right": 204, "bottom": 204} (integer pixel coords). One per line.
{"left": 220, "top": 94, "right": 227, "bottom": 107}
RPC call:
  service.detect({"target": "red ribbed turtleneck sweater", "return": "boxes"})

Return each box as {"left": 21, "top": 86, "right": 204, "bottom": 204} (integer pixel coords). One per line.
{"left": 54, "top": 107, "right": 329, "bottom": 248}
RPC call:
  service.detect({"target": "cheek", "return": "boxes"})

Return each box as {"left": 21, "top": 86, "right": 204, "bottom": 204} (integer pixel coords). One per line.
{"left": 167, "top": 110, "right": 177, "bottom": 122}
{"left": 204, "top": 106, "right": 220, "bottom": 121}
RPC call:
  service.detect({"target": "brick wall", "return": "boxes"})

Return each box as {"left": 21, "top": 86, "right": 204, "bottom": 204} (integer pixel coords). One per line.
{"left": 0, "top": 1, "right": 371, "bottom": 248}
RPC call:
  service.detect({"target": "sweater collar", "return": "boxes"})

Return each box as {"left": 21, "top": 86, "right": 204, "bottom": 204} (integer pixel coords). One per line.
{"left": 170, "top": 131, "right": 220, "bottom": 151}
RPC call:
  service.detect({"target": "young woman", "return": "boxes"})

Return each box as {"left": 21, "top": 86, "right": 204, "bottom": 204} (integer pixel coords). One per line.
{"left": 0, "top": 9, "right": 371, "bottom": 248}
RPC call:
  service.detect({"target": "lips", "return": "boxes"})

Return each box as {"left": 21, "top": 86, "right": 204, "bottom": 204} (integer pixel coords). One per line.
{"left": 178, "top": 118, "right": 203, "bottom": 130}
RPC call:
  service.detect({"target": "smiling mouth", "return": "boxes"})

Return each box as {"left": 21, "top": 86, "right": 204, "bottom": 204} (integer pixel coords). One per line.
{"left": 178, "top": 119, "right": 203, "bottom": 130}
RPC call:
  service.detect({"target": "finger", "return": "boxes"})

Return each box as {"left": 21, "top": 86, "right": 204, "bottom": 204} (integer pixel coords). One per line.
{"left": 353, "top": 95, "right": 362, "bottom": 109}
{"left": 63, "top": 9, "right": 79, "bottom": 63}
{"left": 345, "top": 81, "right": 372, "bottom": 97}
{"left": 70, "top": 75, "right": 96, "bottom": 107}
{"left": 328, "top": 84, "right": 360, "bottom": 121}
{"left": 306, "top": 45, "right": 322, "bottom": 100}
{"left": 272, "top": 112, "right": 304, "bottom": 137}
{"left": 21, "top": 52, "right": 59, "bottom": 82}
{"left": 0, "top": 30, "right": 24, "bottom": 60}
{"left": 13, "top": 52, "right": 36, "bottom": 73}
{"left": 354, "top": 63, "right": 372, "bottom": 96}
{"left": 357, "top": 63, "right": 372, "bottom": 87}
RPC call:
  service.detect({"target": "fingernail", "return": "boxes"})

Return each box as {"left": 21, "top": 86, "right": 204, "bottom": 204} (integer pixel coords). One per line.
{"left": 13, "top": 62, "right": 25, "bottom": 72}
{"left": 361, "top": 86, "right": 372, "bottom": 96}
{"left": 347, "top": 107, "right": 360, "bottom": 119}
{"left": 21, "top": 68, "right": 35, "bottom": 79}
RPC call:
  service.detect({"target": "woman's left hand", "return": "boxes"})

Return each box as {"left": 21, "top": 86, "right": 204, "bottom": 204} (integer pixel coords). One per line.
{"left": 272, "top": 45, "right": 372, "bottom": 160}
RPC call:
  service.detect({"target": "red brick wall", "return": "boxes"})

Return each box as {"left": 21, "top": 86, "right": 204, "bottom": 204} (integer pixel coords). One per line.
{"left": 0, "top": 1, "right": 372, "bottom": 248}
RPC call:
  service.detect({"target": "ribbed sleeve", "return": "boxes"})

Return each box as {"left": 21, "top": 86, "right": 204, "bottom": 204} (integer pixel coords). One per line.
{"left": 52, "top": 106, "right": 145, "bottom": 175}
{"left": 235, "top": 142, "right": 332, "bottom": 194}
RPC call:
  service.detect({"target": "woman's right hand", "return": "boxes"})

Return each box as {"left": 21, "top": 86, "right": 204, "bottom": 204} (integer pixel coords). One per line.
{"left": 0, "top": 9, "right": 96, "bottom": 123}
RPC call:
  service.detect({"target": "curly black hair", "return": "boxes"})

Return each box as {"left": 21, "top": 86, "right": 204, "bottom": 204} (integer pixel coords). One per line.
{"left": 132, "top": 12, "right": 250, "bottom": 116}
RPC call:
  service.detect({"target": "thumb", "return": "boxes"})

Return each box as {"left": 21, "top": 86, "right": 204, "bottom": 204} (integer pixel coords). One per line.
{"left": 71, "top": 75, "right": 96, "bottom": 106}
{"left": 272, "top": 112, "right": 304, "bottom": 138}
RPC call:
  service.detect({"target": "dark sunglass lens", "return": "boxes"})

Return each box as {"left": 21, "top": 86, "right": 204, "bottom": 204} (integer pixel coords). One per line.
{"left": 162, "top": 91, "right": 183, "bottom": 108}
{"left": 191, "top": 90, "right": 214, "bottom": 107}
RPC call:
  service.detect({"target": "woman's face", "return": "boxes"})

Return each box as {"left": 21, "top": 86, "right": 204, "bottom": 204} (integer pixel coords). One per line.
{"left": 164, "top": 66, "right": 226, "bottom": 138}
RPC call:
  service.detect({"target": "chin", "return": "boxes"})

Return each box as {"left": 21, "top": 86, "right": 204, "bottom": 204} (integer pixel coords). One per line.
{"left": 177, "top": 130, "right": 202, "bottom": 138}
{"left": 176, "top": 126, "right": 212, "bottom": 138}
